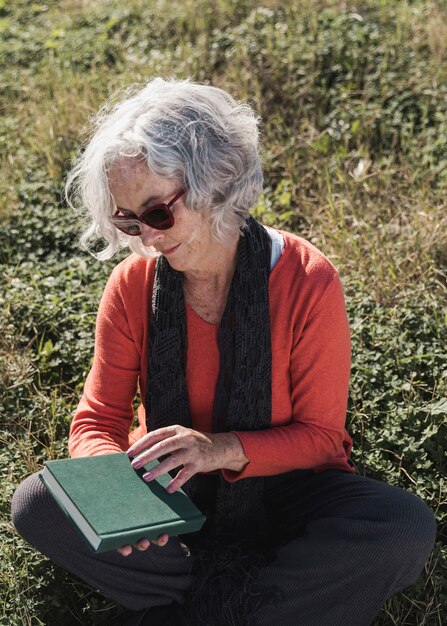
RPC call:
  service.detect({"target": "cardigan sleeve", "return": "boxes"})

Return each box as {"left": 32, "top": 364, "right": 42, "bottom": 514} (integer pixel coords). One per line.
{"left": 68, "top": 264, "right": 142, "bottom": 457}
{"left": 222, "top": 270, "right": 352, "bottom": 481}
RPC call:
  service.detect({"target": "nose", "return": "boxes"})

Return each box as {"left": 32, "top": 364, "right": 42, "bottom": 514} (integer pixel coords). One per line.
{"left": 139, "top": 224, "right": 164, "bottom": 247}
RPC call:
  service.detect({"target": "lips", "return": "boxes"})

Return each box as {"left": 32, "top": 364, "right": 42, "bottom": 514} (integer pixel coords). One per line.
{"left": 161, "top": 243, "right": 181, "bottom": 255}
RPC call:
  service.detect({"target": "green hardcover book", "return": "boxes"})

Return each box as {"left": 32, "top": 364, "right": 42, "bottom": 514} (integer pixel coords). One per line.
{"left": 39, "top": 452, "right": 206, "bottom": 553}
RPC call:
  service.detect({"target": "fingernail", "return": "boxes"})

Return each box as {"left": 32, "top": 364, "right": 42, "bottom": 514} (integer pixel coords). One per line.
{"left": 143, "top": 471, "right": 153, "bottom": 481}
{"left": 131, "top": 458, "right": 142, "bottom": 470}
{"left": 166, "top": 484, "right": 176, "bottom": 494}
{"left": 127, "top": 447, "right": 135, "bottom": 457}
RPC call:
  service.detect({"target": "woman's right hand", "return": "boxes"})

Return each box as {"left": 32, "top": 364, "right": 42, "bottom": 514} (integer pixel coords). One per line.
{"left": 117, "top": 532, "right": 169, "bottom": 556}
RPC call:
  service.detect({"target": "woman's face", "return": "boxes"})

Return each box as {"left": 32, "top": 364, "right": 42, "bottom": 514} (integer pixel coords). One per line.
{"left": 108, "top": 159, "right": 218, "bottom": 274}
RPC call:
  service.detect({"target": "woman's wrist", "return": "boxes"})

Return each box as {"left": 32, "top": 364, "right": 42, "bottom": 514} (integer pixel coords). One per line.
{"left": 209, "top": 432, "right": 249, "bottom": 472}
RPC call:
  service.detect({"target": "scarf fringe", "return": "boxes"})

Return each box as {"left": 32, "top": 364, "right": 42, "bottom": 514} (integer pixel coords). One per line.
{"left": 185, "top": 542, "right": 281, "bottom": 626}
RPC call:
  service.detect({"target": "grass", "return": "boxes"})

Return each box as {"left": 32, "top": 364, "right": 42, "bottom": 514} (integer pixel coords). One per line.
{"left": 0, "top": 0, "right": 446, "bottom": 623}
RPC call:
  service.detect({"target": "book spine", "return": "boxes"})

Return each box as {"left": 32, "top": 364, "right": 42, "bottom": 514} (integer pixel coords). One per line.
{"left": 96, "top": 516, "right": 205, "bottom": 553}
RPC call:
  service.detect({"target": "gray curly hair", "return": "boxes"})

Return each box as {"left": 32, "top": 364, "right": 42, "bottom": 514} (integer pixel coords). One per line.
{"left": 66, "top": 78, "right": 264, "bottom": 259}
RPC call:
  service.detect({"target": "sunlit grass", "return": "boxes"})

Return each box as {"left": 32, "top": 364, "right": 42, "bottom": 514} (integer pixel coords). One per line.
{"left": 1, "top": 0, "right": 446, "bottom": 623}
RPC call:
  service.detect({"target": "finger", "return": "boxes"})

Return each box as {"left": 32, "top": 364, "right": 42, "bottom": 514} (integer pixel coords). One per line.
{"left": 135, "top": 538, "right": 151, "bottom": 551}
{"left": 165, "top": 466, "right": 195, "bottom": 494}
{"left": 127, "top": 426, "right": 184, "bottom": 458}
{"left": 131, "top": 435, "right": 186, "bottom": 470}
{"left": 117, "top": 545, "right": 133, "bottom": 557}
{"left": 126, "top": 429, "right": 169, "bottom": 458}
{"left": 141, "top": 452, "right": 185, "bottom": 482}
{"left": 152, "top": 533, "right": 169, "bottom": 547}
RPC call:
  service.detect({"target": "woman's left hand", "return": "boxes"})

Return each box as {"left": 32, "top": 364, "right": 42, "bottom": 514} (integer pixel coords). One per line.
{"left": 126, "top": 425, "right": 249, "bottom": 492}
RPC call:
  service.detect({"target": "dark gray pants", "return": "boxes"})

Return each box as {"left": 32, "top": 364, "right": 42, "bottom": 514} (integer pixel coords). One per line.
{"left": 11, "top": 469, "right": 436, "bottom": 625}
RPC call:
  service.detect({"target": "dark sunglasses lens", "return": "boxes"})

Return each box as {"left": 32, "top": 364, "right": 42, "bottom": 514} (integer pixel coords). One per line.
{"left": 142, "top": 207, "right": 173, "bottom": 230}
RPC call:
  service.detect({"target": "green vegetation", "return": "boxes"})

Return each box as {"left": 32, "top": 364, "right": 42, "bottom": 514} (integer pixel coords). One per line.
{"left": 1, "top": 0, "right": 446, "bottom": 623}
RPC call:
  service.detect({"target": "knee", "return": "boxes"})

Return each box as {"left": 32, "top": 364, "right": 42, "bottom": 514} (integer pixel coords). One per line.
{"left": 11, "top": 472, "right": 53, "bottom": 544}
{"left": 389, "top": 489, "right": 435, "bottom": 550}
{"left": 378, "top": 487, "right": 436, "bottom": 583}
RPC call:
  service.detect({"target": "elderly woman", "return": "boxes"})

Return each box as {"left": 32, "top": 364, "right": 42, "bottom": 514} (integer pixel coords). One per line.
{"left": 12, "top": 79, "right": 435, "bottom": 626}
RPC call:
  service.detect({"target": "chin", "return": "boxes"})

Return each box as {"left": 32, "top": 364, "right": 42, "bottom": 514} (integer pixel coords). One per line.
{"left": 165, "top": 258, "right": 191, "bottom": 272}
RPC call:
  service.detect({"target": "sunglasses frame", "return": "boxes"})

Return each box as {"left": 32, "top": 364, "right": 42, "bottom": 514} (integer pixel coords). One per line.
{"left": 110, "top": 189, "right": 186, "bottom": 236}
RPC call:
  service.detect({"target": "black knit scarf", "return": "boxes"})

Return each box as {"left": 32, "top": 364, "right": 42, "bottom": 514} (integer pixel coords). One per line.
{"left": 145, "top": 217, "right": 272, "bottom": 544}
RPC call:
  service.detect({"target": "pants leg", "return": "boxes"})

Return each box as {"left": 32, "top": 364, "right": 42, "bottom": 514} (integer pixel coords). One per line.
{"left": 12, "top": 470, "right": 437, "bottom": 624}
{"left": 11, "top": 473, "right": 194, "bottom": 612}
{"left": 252, "top": 470, "right": 437, "bottom": 626}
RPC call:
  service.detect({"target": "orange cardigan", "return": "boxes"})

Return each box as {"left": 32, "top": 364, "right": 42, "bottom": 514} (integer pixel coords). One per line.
{"left": 69, "top": 229, "right": 354, "bottom": 480}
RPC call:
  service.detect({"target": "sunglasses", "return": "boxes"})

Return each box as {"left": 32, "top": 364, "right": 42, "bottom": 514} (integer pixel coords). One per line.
{"left": 109, "top": 189, "right": 185, "bottom": 236}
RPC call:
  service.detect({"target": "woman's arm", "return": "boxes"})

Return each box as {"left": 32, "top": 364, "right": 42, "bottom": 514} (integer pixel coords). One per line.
{"left": 69, "top": 262, "right": 144, "bottom": 457}
{"left": 223, "top": 270, "right": 352, "bottom": 481}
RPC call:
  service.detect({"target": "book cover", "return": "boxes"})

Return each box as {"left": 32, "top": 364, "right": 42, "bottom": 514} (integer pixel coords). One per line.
{"left": 39, "top": 452, "right": 206, "bottom": 553}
